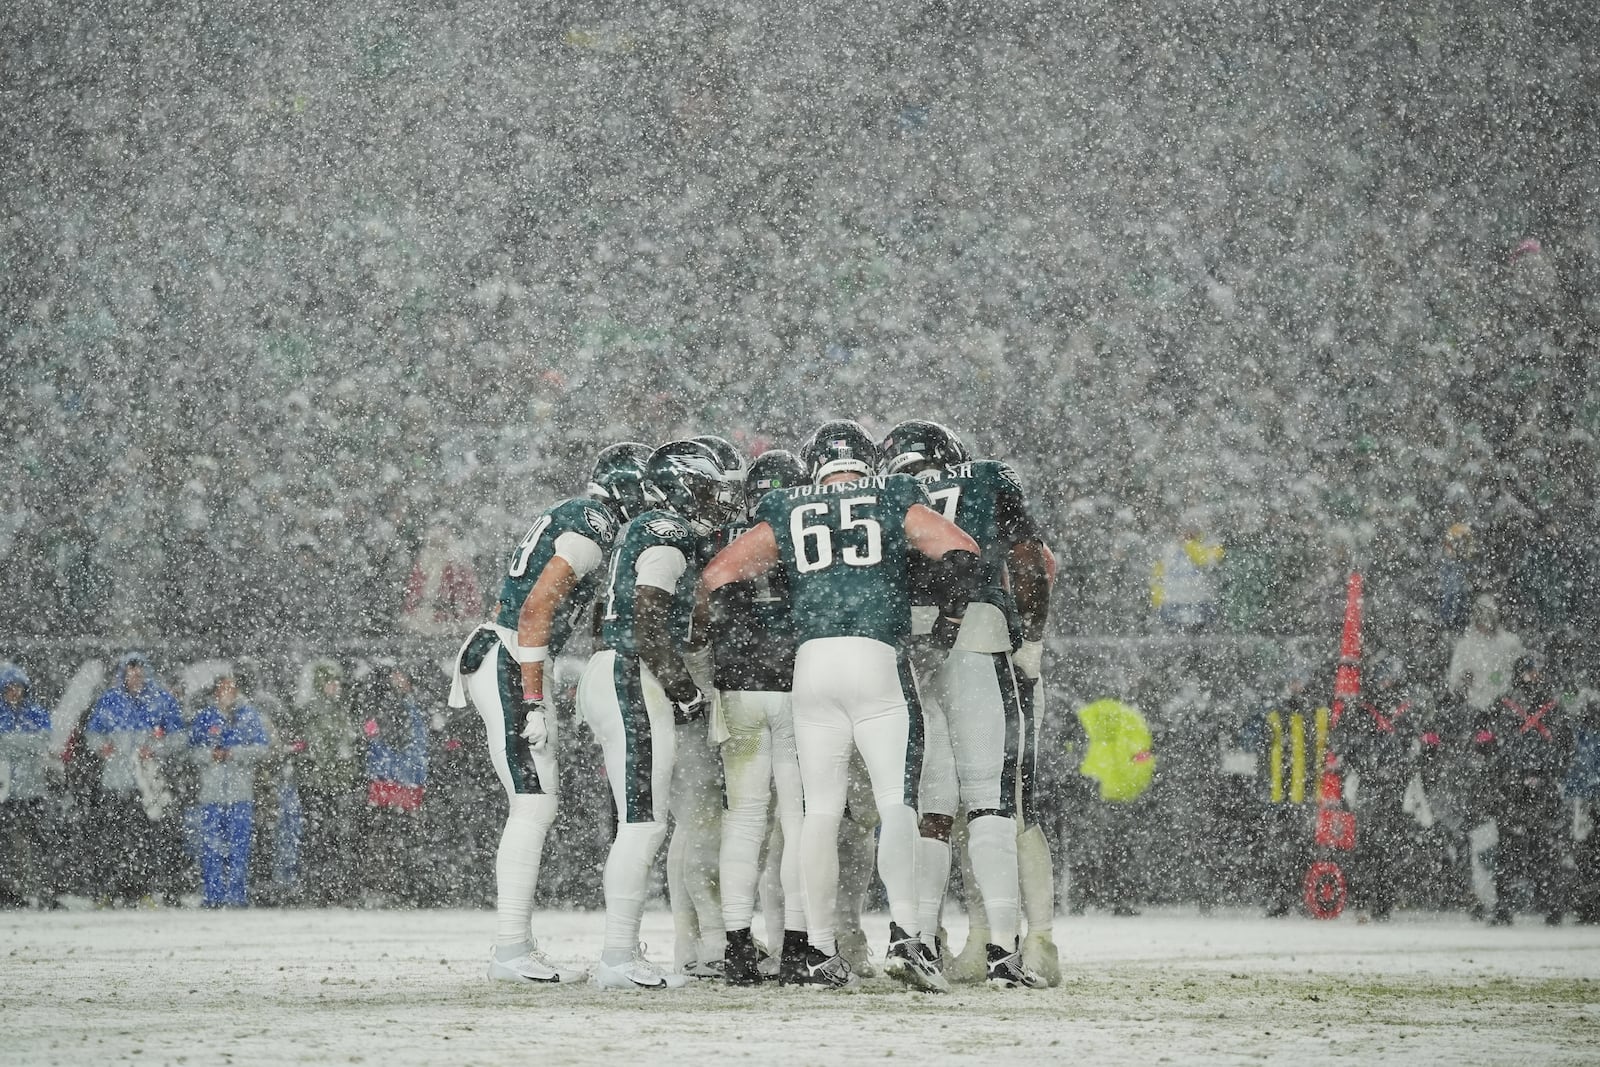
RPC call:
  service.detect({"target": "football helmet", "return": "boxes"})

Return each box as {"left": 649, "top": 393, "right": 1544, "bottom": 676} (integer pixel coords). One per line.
{"left": 690, "top": 434, "right": 745, "bottom": 476}
{"left": 646, "top": 440, "right": 743, "bottom": 535}
{"left": 587, "top": 442, "right": 653, "bottom": 522}
{"left": 799, "top": 419, "right": 879, "bottom": 484}
{"left": 744, "top": 449, "right": 806, "bottom": 519}
{"left": 879, "top": 419, "right": 969, "bottom": 477}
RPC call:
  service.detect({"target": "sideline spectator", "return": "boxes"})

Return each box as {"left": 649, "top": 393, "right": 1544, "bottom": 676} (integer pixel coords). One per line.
{"left": 287, "top": 659, "right": 365, "bottom": 905}
{"left": 84, "top": 654, "right": 183, "bottom": 906}
{"left": 356, "top": 661, "right": 429, "bottom": 905}
{"left": 0, "top": 664, "right": 58, "bottom": 908}
{"left": 1240, "top": 664, "right": 1325, "bottom": 917}
{"left": 187, "top": 670, "right": 269, "bottom": 908}
{"left": 1470, "top": 653, "right": 1575, "bottom": 925}
{"left": 1337, "top": 653, "right": 1424, "bottom": 921}
{"left": 1565, "top": 679, "right": 1600, "bottom": 925}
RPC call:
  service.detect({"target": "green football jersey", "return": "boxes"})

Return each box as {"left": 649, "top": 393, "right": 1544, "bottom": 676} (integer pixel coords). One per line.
{"left": 492, "top": 497, "right": 620, "bottom": 655}
{"left": 598, "top": 509, "right": 703, "bottom": 657}
{"left": 754, "top": 473, "right": 930, "bottom": 646}
{"left": 913, "top": 459, "right": 1043, "bottom": 621}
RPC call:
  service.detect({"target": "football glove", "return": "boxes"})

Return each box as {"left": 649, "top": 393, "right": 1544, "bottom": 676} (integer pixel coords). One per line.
{"left": 1013, "top": 640, "right": 1044, "bottom": 681}
{"left": 673, "top": 689, "right": 709, "bottom": 725}
{"left": 519, "top": 693, "right": 552, "bottom": 754}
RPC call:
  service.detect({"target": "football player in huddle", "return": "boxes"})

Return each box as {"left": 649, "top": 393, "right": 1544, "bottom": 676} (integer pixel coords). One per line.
{"left": 449, "top": 442, "right": 652, "bottom": 985}
{"left": 879, "top": 419, "right": 1053, "bottom": 988}
{"left": 706, "top": 449, "right": 809, "bottom": 983}
{"left": 576, "top": 440, "right": 742, "bottom": 990}
{"left": 703, "top": 420, "right": 980, "bottom": 991}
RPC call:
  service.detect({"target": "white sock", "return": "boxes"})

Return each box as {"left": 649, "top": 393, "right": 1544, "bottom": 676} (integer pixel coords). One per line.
{"left": 874, "top": 800, "right": 920, "bottom": 937}
{"left": 800, "top": 811, "right": 843, "bottom": 954}
{"left": 1018, "top": 823, "right": 1056, "bottom": 938}
{"left": 495, "top": 793, "right": 558, "bottom": 947}
{"left": 603, "top": 820, "right": 668, "bottom": 965}
{"left": 915, "top": 834, "right": 951, "bottom": 940}
{"left": 967, "top": 813, "right": 1020, "bottom": 947}
{"left": 720, "top": 792, "right": 769, "bottom": 931}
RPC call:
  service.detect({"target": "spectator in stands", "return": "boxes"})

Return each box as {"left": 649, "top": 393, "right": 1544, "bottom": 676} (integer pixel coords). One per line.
{"left": 0, "top": 664, "right": 58, "bottom": 908}
{"left": 286, "top": 659, "right": 364, "bottom": 905}
{"left": 1437, "top": 522, "right": 1477, "bottom": 633}
{"left": 1448, "top": 596, "right": 1524, "bottom": 717}
{"left": 187, "top": 670, "right": 269, "bottom": 908}
{"left": 1150, "top": 513, "right": 1224, "bottom": 631}
{"left": 84, "top": 654, "right": 184, "bottom": 906}
{"left": 398, "top": 518, "right": 483, "bottom": 638}
{"left": 1470, "top": 652, "right": 1575, "bottom": 925}
{"left": 1336, "top": 652, "right": 1423, "bottom": 921}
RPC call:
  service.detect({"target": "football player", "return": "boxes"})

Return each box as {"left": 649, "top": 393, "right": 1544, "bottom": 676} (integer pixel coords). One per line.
{"left": 707, "top": 449, "right": 808, "bottom": 983}
{"left": 667, "top": 433, "right": 747, "bottom": 978}
{"left": 448, "top": 441, "right": 651, "bottom": 984}
{"left": 576, "top": 440, "right": 741, "bottom": 990}
{"left": 880, "top": 419, "right": 1051, "bottom": 988}
{"left": 702, "top": 419, "right": 980, "bottom": 991}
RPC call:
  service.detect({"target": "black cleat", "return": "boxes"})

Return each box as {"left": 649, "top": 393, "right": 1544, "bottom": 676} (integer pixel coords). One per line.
{"left": 985, "top": 942, "right": 1045, "bottom": 989}
{"left": 780, "top": 943, "right": 858, "bottom": 988}
{"left": 723, "top": 928, "right": 767, "bottom": 986}
{"left": 883, "top": 923, "right": 949, "bottom": 993}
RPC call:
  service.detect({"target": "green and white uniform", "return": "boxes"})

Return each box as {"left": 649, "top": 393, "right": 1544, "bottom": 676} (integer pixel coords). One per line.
{"left": 449, "top": 497, "right": 618, "bottom": 798}
{"left": 751, "top": 472, "right": 931, "bottom": 953}
{"left": 910, "top": 459, "right": 1045, "bottom": 953}
{"left": 445, "top": 495, "right": 617, "bottom": 961}
{"left": 708, "top": 518, "right": 804, "bottom": 935}
{"left": 910, "top": 459, "right": 1041, "bottom": 818}
{"left": 578, "top": 509, "right": 702, "bottom": 823}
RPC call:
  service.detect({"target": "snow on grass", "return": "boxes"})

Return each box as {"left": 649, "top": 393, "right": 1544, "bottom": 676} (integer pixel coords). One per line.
{"left": 5, "top": 906, "right": 1597, "bottom": 1066}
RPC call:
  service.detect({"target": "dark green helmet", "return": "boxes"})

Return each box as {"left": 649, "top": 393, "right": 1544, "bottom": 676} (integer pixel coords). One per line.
{"left": 587, "top": 442, "right": 653, "bottom": 522}
{"left": 744, "top": 449, "right": 805, "bottom": 518}
{"left": 646, "top": 440, "right": 742, "bottom": 535}
{"left": 879, "top": 419, "right": 969, "bottom": 476}
{"left": 798, "top": 419, "right": 879, "bottom": 484}
{"left": 690, "top": 434, "right": 745, "bottom": 475}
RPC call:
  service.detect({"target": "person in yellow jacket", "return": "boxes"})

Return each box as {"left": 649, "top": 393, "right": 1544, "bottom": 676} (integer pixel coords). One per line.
{"left": 1069, "top": 698, "right": 1157, "bottom": 916}
{"left": 1151, "top": 520, "right": 1225, "bottom": 631}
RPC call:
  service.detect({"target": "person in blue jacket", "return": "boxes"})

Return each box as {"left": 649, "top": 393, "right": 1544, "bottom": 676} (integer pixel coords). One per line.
{"left": 188, "top": 670, "right": 269, "bottom": 908}
{"left": 0, "top": 664, "right": 57, "bottom": 908}
{"left": 85, "top": 653, "right": 184, "bottom": 905}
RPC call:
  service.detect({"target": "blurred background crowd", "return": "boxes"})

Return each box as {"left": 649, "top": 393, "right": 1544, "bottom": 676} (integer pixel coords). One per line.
{"left": 3, "top": 1, "right": 1599, "bottom": 919}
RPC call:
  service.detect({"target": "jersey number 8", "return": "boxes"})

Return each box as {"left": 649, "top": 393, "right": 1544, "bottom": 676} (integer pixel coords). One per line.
{"left": 792, "top": 496, "right": 883, "bottom": 573}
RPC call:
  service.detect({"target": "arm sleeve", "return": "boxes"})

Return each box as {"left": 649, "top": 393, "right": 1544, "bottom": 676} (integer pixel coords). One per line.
{"left": 553, "top": 531, "right": 605, "bottom": 578}
{"left": 635, "top": 544, "right": 688, "bottom": 593}
{"left": 995, "top": 484, "right": 1044, "bottom": 548}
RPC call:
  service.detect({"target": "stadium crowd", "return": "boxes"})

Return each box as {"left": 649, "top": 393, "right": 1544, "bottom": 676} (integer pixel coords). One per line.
{"left": 2, "top": 1, "right": 1599, "bottom": 932}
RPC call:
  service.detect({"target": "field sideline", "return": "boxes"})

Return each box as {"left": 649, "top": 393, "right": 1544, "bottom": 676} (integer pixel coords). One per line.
{"left": 6, "top": 906, "right": 1597, "bottom": 1066}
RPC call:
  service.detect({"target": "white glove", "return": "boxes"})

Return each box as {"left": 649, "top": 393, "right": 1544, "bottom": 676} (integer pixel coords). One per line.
{"left": 519, "top": 694, "right": 552, "bottom": 754}
{"left": 1013, "top": 640, "right": 1044, "bottom": 681}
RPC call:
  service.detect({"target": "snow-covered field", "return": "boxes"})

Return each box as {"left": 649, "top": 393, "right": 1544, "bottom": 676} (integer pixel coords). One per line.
{"left": 7, "top": 906, "right": 1598, "bottom": 1066}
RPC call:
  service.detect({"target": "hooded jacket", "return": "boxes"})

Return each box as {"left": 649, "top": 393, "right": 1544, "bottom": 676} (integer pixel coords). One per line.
{"left": 188, "top": 699, "right": 269, "bottom": 805}
{"left": 85, "top": 654, "right": 184, "bottom": 795}
{"left": 0, "top": 664, "right": 53, "bottom": 801}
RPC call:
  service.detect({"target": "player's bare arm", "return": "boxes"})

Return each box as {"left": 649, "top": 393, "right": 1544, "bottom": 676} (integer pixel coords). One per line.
{"left": 516, "top": 554, "right": 580, "bottom": 699}
{"left": 702, "top": 521, "right": 779, "bottom": 593}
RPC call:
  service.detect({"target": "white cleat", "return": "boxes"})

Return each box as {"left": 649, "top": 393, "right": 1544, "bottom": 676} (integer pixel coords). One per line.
{"left": 883, "top": 924, "right": 950, "bottom": 994}
{"left": 593, "top": 946, "right": 690, "bottom": 991}
{"left": 487, "top": 943, "right": 587, "bottom": 984}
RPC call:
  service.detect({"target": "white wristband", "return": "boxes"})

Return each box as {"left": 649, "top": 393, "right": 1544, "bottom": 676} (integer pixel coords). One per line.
{"left": 514, "top": 644, "right": 549, "bottom": 665}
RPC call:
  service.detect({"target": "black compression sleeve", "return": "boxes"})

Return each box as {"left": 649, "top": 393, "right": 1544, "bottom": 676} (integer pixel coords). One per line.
{"left": 635, "top": 586, "right": 698, "bottom": 704}
{"left": 937, "top": 549, "right": 982, "bottom": 620}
